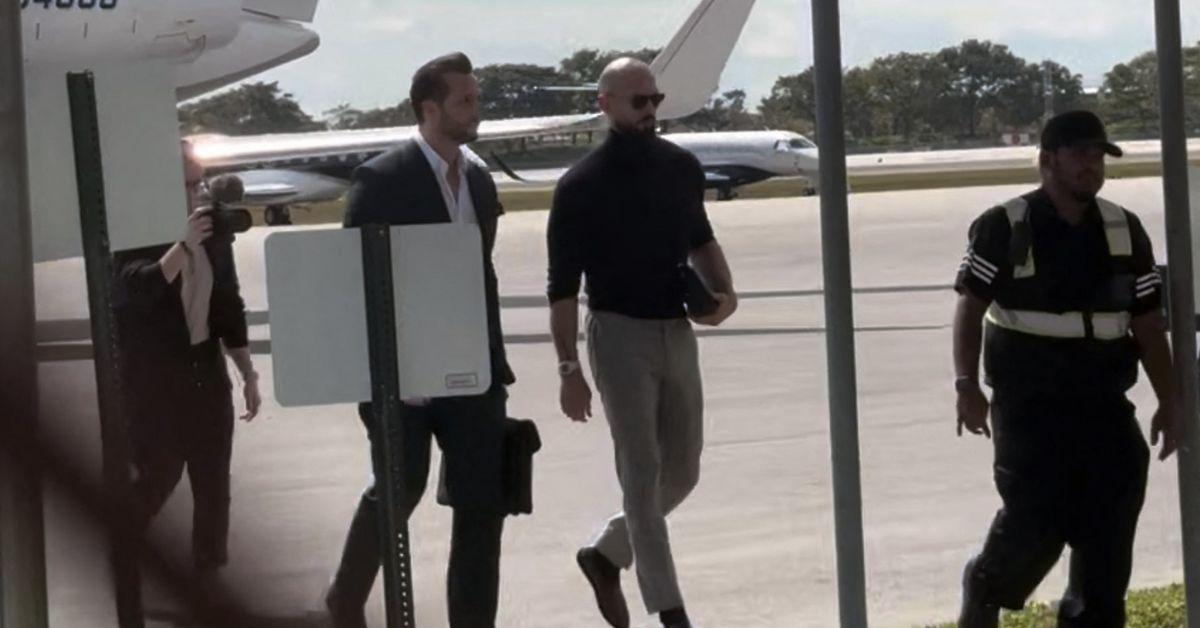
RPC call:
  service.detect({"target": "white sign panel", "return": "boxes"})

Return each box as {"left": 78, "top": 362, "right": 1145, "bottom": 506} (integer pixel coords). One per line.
{"left": 26, "top": 60, "right": 187, "bottom": 262}
{"left": 265, "top": 225, "right": 493, "bottom": 407}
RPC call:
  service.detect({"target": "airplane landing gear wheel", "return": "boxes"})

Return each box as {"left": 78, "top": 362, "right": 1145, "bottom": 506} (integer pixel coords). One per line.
{"left": 264, "top": 205, "right": 292, "bottom": 226}
{"left": 716, "top": 186, "right": 737, "bottom": 201}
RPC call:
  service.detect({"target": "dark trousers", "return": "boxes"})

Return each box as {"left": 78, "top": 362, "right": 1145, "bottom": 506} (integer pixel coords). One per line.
{"left": 114, "top": 340, "right": 235, "bottom": 625}
{"left": 328, "top": 390, "right": 507, "bottom": 628}
{"left": 962, "top": 392, "right": 1150, "bottom": 628}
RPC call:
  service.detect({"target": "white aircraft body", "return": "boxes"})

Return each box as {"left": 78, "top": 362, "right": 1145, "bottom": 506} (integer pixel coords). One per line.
{"left": 187, "top": 0, "right": 759, "bottom": 221}
{"left": 20, "top": 0, "right": 321, "bottom": 100}
{"left": 665, "top": 133, "right": 1199, "bottom": 200}
{"left": 486, "top": 129, "right": 820, "bottom": 201}
{"left": 664, "top": 130, "right": 819, "bottom": 199}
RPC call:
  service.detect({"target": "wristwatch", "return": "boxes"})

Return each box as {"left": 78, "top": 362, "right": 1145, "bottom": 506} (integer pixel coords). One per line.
{"left": 557, "top": 360, "right": 581, "bottom": 377}
{"left": 954, "top": 375, "right": 979, "bottom": 393}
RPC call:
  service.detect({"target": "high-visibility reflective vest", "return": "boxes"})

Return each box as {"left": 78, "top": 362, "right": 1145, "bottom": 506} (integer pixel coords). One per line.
{"left": 984, "top": 196, "right": 1134, "bottom": 341}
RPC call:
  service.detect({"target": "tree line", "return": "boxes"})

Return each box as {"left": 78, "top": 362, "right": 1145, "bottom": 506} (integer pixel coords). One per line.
{"left": 178, "top": 40, "right": 1200, "bottom": 150}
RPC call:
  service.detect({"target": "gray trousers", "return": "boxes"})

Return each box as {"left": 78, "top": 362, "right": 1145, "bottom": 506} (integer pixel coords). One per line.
{"left": 586, "top": 310, "right": 704, "bottom": 614}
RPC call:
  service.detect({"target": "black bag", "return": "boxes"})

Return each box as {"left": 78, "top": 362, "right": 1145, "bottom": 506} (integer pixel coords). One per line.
{"left": 436, "top": 417, "right": 542, "bottom": 516}
{"left": 499, "top": 418, "right": 541, "bottom": 516}
{"left": 679, "top": 264, "right": 718, "bottom": 317}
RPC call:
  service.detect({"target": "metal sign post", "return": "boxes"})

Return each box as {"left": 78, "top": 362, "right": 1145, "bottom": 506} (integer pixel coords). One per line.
{"left": 360, "top": 225, "right": 417, "bottom": 628}
{"left": 65, "top": 72, "right": 139, "bottom": 626}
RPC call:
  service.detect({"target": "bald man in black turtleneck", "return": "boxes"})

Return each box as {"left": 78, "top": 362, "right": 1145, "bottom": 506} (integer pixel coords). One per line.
{"left": 546, "top": 58, "right": 737, "bottom": 628}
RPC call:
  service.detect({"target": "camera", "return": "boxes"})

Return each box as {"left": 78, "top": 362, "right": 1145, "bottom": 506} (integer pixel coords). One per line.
{"left": 195, "top": 203, "right": 253, "bottom": 236}
{"left": 195, "top": 174, "right": 253, "bottom": 236}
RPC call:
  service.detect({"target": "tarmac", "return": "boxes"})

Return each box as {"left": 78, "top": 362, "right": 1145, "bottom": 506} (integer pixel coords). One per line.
{"left": 31, "top": 177, "right": 1188, "bottom": 627}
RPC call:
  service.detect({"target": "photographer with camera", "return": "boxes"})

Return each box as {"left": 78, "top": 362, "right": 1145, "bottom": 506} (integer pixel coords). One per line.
{"left": 110, "top": 142, "right": 259, "bottom": 626}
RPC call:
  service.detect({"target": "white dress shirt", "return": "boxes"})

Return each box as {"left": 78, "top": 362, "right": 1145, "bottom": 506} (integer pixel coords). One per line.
{"left": 179, "top": 243, "right": 213, "bottom": 346}
{"left": 415, "top": 133, "right": 480, "bottom": 225}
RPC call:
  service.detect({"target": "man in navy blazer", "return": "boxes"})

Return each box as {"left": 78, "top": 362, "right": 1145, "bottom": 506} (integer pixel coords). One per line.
{"left": 325, "top": 52, "right": 515, "bottom": 628}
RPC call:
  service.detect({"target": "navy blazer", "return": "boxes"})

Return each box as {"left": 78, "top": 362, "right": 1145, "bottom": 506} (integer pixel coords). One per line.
{"left": 343, "top": 139, "right": 515, "bottom": 388}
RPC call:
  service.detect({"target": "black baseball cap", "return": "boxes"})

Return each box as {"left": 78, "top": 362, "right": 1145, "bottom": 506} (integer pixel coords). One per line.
{"left": 1040, "top": 110, "right": 1123, "bottom": 157}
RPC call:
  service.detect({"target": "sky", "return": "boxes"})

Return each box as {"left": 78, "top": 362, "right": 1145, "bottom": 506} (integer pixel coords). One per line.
{"left": 239, "top": 0, "right": 1200, "bottom": 119}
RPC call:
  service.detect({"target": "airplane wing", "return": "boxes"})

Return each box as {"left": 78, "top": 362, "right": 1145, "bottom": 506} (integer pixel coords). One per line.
{"left": 192, "top": 113, "right": 604, "bottom": 172}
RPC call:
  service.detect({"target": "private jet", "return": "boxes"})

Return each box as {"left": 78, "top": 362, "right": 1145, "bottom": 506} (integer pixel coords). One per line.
{"left": 187, "top": 0, "right": 759, "bottom": 224}
{"left": 491, "top": 130, "right": 821, "bottom": 202}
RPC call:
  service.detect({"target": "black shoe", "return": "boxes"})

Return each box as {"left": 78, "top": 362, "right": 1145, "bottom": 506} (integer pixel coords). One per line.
{"left": 958, "top": 558, "right": 999, "bottom": 628}
{"left": 660, "top": 606, "right": 692, "bottom": 628}
{"left": 576, "top": 547, "right": 630, "bottom": 628}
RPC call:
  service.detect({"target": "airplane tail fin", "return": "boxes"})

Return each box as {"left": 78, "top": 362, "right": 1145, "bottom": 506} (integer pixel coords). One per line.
{"left": 650, "top": 0, "right": 756, "bottom": 120}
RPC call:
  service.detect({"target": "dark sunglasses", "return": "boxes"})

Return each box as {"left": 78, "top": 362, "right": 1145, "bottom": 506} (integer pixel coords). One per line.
{"left": 631, "top": 93, "right": 666, "bottom": 109}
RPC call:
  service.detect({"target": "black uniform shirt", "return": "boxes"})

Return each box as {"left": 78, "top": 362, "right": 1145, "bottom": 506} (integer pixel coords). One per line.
{"left": 546, "top": 130, "right": 716, "bottom": 319}
{"left": 955, "top": 188, "right": 1162, "bottom": 396}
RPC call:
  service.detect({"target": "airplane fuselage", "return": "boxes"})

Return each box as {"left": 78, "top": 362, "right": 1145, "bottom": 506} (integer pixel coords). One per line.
{"left": 21, "top": 0, "right": 241, "bottom": 66}
{"left": 20, "top": 0, "right": 319, "bottom": 99}
{"left": 664, "top": 130, "right": 818, "bottom": 181}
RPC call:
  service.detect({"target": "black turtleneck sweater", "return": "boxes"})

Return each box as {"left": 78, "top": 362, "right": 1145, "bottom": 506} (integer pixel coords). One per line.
{"left": 547, "top": 130, "right": 715, "bottom": 319}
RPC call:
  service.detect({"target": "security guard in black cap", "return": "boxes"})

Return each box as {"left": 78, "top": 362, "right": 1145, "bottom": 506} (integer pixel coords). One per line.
{"left": 953, "top": 110, "right": 1181, "bottom": 627}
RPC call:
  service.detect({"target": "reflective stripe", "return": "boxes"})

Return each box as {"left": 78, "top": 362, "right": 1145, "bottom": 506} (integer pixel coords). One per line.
{"left": 1136, "top": 271, "right": 1163, "bottom": 298}
{"left": 963, "top": 250, "right": 997, "bottom": 285}
{"left": 1000, "top": 198, "right": 1036, "bottom": 278}
{"left": 999, "top": 195, "right": 1132, "bottom": 280}
{"left": 1096, "top": 198, "right": 1132, "bottom": 256}
{"left": 986, "top": 305, "right": 1131, "bottom": 340}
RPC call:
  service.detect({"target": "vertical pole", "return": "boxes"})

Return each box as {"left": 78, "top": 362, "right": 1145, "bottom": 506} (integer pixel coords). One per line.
{"left": 810, "top": 0, "right": 869, "bottom": 626}
{"left": 1153, "top": 1, "right": 1200, "bottom": 625}
{"left": 66, "top": 72, "right": 139, "bottom": 626}
{"left": 361, "top": 226, "right": 417, "bottom": 628}
{"left": 0, "top": 3, "right": 50, "bottom": 626}
{"left": 1042, "top": 62, "right": 1054, "bottom": 127}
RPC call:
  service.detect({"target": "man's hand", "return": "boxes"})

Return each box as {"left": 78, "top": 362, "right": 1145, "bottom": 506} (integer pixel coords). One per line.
{"left": 1151, "top": 401, "right": 1181, "bottom": 461}
{"left": 560, "top": 371, "right": 593, "bottom": 423}
{"left": 240, "top": 372, "right": 261, "bottom": 421}
{"left": 956, "top": 384, "right": 991, "bottom": 438}
{"left": 691, "top": 292, "right": 737, "bottom": 327}
{"left": 183, "top": 211, "right": 213, "bottom": 250}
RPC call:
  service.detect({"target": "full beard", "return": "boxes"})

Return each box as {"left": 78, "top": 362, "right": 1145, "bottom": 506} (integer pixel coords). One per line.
{"left": 615, "top": 116, "right": 657, "bottom": 138}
